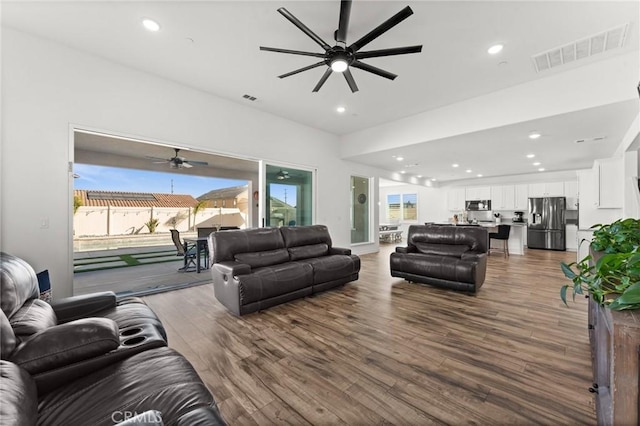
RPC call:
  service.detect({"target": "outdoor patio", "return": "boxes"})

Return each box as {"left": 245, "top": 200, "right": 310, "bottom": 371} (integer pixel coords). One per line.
{"left": 73, "top": 244, "right": 212, "bottom": 296}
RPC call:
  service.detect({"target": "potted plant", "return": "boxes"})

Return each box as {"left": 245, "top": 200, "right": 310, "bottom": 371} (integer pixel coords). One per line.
{"left": 560, "top": 218, "right": 640, "bottom": 310}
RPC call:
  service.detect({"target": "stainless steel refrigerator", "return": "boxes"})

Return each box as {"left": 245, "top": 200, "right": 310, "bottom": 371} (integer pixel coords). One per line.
{"left": 527, "top": 197, "right": 566, "bottom": 250}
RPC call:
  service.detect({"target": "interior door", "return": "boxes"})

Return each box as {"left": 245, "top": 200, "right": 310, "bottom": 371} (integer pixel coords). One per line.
{"left": 259, "top": 162, "right": 315, "bottom": 227}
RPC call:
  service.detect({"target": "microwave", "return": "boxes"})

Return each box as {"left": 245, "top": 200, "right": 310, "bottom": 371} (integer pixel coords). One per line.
{"left": 465, "top": 200, "right": 491, "bottom": 211}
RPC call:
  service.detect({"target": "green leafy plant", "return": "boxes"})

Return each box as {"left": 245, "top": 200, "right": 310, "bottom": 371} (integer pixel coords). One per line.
{"left": 561, "top": 218, "right": 640, "bottom": 311}
{"left": 145, "top": 218, "right": 160, "bottom": 234}
{"left": 73, "top": 195, "right": 83, "bottom": 214}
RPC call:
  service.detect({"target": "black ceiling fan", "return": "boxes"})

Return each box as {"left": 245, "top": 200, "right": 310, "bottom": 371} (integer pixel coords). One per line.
{"left": 146, "top": 148, "right": 208, "bottom": 169}
{"left": 260, "top": 0, "right": 422, "bottom": 93}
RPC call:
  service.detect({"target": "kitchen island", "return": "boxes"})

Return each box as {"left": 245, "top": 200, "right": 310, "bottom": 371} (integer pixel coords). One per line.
{"left": 482, "top": 222, "right": 526, "bottom": 256}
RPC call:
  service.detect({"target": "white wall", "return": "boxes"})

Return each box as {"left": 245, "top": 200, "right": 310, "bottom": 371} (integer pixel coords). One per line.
{"left": 0, "top": 28, "right": 377, "bottom": 297}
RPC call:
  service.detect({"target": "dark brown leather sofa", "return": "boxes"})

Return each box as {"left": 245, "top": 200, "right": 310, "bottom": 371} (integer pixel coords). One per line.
{"left": 0, "top": 252, "right": 225, "bottom": 425}
{"left": 390, "top": 224, "right": 489, "bottom": 293}
{"left": 209, "top": 225, "right": 360, "bottom": 315}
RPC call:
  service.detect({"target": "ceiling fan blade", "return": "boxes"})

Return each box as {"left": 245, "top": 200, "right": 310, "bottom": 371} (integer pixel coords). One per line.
{"left": 336, "top": 0, "right": 352, "bottom": 44}
{"left": 349, "top": 6, "right": 414, "bottom": 52}
{"left": 312, "top": 68, "right": 333, "bottom": 92}
{"left": 279, "top": 61, "right": 326, "bottom": 79}
{"left": 260, "top": 46, "right": 325, "bottom": 58}
{"left": 343, "top": 69, "right": 359, "bottom": 93}
{"left": 181, "top": 162, "right": 193, "bottom": 169}
{"left": 351, "top": 60, "right": 397, "bottom": 80}
{"left": 184, "top": 160, "right": 208, "bottom": 166}
{"left": 145, "top": 155, "right": 170, "bottom": 162}
{"left": 277, "top": 7, "right": 331, "bottom": 51}
{"left": 355, "top": 45, "right": 422, "bottom": 59}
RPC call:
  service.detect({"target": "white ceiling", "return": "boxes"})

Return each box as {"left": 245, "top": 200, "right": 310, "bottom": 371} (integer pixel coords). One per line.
{"left": 3, "top": 1, "right": 639, "bottom": 183}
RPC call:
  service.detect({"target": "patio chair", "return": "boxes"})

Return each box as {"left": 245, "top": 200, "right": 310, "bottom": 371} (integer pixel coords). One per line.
{"left": 170, "top": 229, "right": 197, "bottom": 271}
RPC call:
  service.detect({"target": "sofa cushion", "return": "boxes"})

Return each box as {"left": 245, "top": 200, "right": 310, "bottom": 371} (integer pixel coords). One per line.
{"left": 280, "top": 225, "right": 332, "bottom": 248}
{"left": 298, "top": 255, "right": 360, "bottom": 285}
{"left": 414, "top": 243, "right": 470, "bottom": 258}
{"left": 237, "top": 262, "right": 313, "bottom": 304}
{"left": 9, "top": 299, "right": 57, "bottom": 338}
{"left": 408, "top": 225, "right": 488, "bottom": 254}
{"left": 234, "top": 248, "right": 290, "bottom": 268}
{"left": 0, "top": 361, "right": 38, "bottom": 426}
{"left": 288, "top": 243, "right": 329, "bottom": 261}
{"left": 36, "top": 347, "right": 216, "bottom": 426}
{"left": 390, "top": 253, "right": 480, "bottom": 284}
{"left": 0, "top": 253, "right": 40, "bottom": 318}
{"left": 210, "top": 228, "right": 284, "bottom": 263}
{"left": 1, "top": 311, "right": 17, "bottom": 359}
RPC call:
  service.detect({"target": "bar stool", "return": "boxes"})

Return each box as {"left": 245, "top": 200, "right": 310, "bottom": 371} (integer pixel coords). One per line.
{"left": 489, "top": 225, "right": 511, "bottom": 257}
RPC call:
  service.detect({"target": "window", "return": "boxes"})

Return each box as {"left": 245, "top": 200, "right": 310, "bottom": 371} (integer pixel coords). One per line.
{"left": 403, "top": 193, "right": 417, "bottom": 221}
{"left": 387, "top": 193, "right": 417, "bottom": 222}
{"left": 350, "top": 176, "right": 371, "bottom": 244}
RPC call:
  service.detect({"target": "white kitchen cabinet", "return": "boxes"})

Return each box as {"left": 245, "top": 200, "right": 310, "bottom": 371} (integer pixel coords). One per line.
{"left": 465, "top": 186, "right": 491, "bottom": 201}
{"left": 596, "top": 158, "right": 623, "bottom": 208}
{"left": 528, "top": 181, "right": 564, "bottom": 197}
{"left": 514, "top": 184, "right": 529, "bottom": 210}
{"left": 564, "top": 180, "right": 579, "bottom": 210}
{"left": 566, "top": 224, "right": 578, "bottom": 251}
{"left": 447, "top": 188, "right": 465, "bottom": 211}
{"left": 491, "top": 185, "right": 515, "bottom": 210}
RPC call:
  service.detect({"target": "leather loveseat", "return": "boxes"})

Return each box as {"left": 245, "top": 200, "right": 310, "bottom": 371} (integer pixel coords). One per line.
{"left": 390, "top": 224, "right": 488, "bottom": 293}
{"left": 208, "top": 225, "right": 360, "bottom": 315}
{"left": 0, "top": 252, "right": 226, "bottom": 425}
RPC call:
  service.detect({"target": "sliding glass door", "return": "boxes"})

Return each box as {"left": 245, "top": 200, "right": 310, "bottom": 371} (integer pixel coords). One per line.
{"left": 260, "top": 163, "right": 314, "bottom": 227}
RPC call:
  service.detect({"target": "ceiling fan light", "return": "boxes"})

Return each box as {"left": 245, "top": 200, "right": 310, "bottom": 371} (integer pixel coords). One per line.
{"left": 331, "top": 59, "right": 348, "bottom": 73}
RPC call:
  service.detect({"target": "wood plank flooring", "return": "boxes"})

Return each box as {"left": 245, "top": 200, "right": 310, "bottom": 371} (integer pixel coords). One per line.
{"left": 143, "top": 246, "right": 595, "bottom": 425}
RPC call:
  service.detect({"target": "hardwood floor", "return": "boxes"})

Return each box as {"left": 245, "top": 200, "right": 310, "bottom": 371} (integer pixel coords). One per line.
{"left": 143, "top": 246, "right": 595, "bottom": 425}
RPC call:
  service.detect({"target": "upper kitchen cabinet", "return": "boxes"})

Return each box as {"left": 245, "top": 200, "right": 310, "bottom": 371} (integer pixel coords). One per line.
{"left": 465, "top": 186, "right": 491, "bottom": 201}
{"left": 447, "top": 188, "right": 465, "bottom": 211}
{"left": 491, "top": 185, "right": 515, "bottom": 210}
{"left": 564, "top": 180, "right": 579, "bottom": 210}
{"left": 528, "top": 181, "right": 565, "bottom": 197}
{"left": 596, "top": 158, "right": 623, "bottom": 208}
{"left": 514, "top": 184, "right": 529, "bottom": 210}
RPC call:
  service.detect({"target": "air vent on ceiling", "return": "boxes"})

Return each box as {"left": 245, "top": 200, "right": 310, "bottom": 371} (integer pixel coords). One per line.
{"left": 532, "top": 23, "right": 628, "bottom": 73}
{"left": 575, "top": 136, "right": 607, "bottom": 144}
{"left": 242, "top": 94, "right": 257, "bottom": 101}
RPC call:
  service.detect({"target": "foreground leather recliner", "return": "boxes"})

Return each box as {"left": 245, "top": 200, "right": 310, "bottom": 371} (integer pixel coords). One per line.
{"left": 209, "top": 225, "right": 360, "bottom": 315}
{"left": 390, "top": 224, "right": 489, "bottom": 293}
{"left": 0, "top": 252, "right": 226, "bottom": 425}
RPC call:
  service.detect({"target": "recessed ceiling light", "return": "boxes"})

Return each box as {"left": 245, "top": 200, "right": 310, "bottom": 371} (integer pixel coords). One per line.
{"left": 417, "top": 175, "right": 423, "bottom": 178}
{"left": 533, "top": 162, "right": 541, "bottom": 166}
{"left": 488, "top": 44, "right": 503, "bottom": 55}
{"left": 142, "top": 18, "right": 160, "bottom": 32}
{"left": 466, "top": 169, "right": 472, "bottom": 173}
{"left": 336, "top": 106, "right": 346, "bottom": 113}
{"left": 526, "top": 154, "right": 535, "bottom": 158}
{"left": 396, "top": 156, "right": 404, "bottom": 162}
{"left": 400, "top": 170, "right": 406, "bottom": 174}
{"left": 431, "top": 178, "right": 437, "bottom": 181}
{"left": 529, "top": 132, "right": 542, "bottom": 139}
{"left": 538, "top": 168, "right": 545, "bottom": 172}
{"left": 452, "top": 163, "right": 459, "bottom": 168}
{"left": 477, "top": 174, "right": 483, "bottom": 177}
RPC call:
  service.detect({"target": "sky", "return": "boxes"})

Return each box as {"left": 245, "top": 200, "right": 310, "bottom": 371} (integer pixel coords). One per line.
{"left": 74, "top": 163, "right": 295, "bottom": 203}
{"left": 74, "top": 164, "right": 247, "bottom": 199}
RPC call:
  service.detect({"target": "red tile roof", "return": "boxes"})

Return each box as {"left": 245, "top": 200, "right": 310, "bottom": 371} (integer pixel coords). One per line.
{"left": 74, "top": 190, "right": 199, "bottom": 208}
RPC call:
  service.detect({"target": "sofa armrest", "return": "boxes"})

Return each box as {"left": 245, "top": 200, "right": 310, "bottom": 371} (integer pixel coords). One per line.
{"left": 116, "top": 410, "right": 164, "bottom": 426}
{"left": 395, "top": 246, "right": 416, "bottom": 254}
{"left": 50, "top": 292, "right": 117, "bottom": 323}
{"left": 213, "top": 261, "right": 251, "bottom": 277}
{"left": 176, "top": 406, "right": 227, "bottom": 426}
{"left": 329, "top": 247, "right": 351, "bottom": 256}
{"left": 11, "top": 318, "right": 120, "bottom": 375}
{"left": 461, "top": 252, "right": 486, "bottom": 262}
